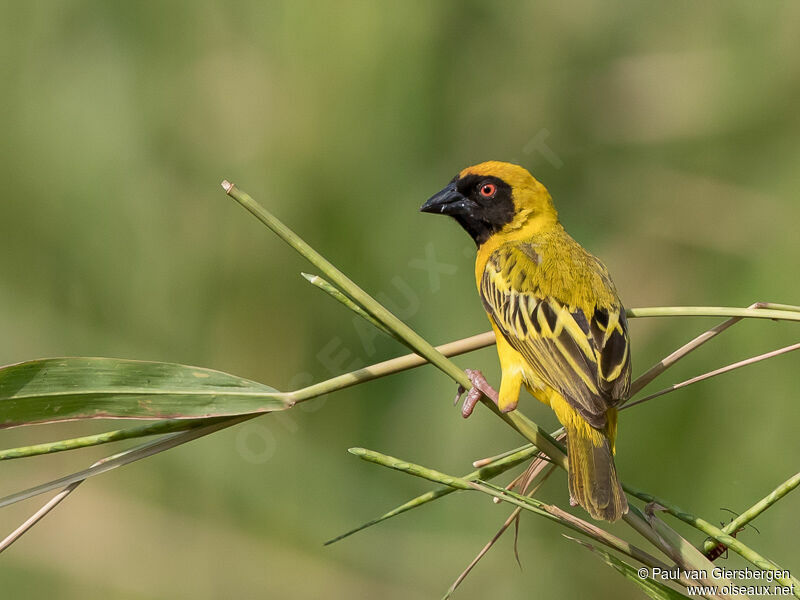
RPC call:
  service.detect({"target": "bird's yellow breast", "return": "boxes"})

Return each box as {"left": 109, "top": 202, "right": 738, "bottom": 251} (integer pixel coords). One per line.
{"left": 474, "top": 212, "right": 554, "bottom": 289}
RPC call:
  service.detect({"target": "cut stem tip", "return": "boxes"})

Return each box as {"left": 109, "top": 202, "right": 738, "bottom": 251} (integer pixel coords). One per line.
{"left": 221, "top": 180, "right": 235, "bottom": 193}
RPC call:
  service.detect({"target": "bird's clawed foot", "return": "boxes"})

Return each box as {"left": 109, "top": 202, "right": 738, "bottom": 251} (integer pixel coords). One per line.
{"left": 454, "top": 369, "right": 500, "bottom": 418}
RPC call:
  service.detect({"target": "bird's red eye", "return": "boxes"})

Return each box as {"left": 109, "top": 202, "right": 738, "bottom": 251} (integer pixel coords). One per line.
{"left": 479, "top": 183, "right": 496, "bottom": 198}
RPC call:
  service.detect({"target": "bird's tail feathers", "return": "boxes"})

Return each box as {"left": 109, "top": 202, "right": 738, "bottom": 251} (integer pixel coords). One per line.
{"left": 566, "top": 424, "right": 628, "bottom": 522}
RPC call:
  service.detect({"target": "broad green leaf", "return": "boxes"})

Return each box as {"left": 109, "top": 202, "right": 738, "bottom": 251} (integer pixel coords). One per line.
{"left": 0, "top": 358, "right": 289, "bottom": 428}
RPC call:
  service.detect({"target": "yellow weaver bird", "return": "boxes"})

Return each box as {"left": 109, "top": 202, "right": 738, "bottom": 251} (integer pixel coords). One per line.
{"left": 421, "top": 161, "right": 631, "bottom": 521}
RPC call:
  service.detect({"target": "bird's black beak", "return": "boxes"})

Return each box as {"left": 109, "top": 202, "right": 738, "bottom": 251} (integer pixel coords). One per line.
{"left": 420, "top": 182, "right": 474, "bottom": 216}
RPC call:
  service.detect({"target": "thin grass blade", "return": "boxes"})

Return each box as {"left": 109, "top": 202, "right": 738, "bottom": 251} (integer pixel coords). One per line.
{"left": 565, "top": 536, "right": 693, "bottom": 600}
{"left": 625, "top": 343, "right": 800, "bottom": 410}
{"left": 302, "top": 273, "right": 400, "bottom": 341}
{"left": 443, "top": 464, "right": 557, "bottom": 600}
{"left": 0, "top": 415, "right": 250, "bottom": 509}
{"left": 441, "top": 507, "right": 522, "bottom": 600}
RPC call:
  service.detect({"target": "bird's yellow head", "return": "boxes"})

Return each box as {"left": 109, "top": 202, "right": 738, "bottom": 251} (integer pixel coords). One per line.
{"left": 420, "top": 161, "right": 558, "bottom": 246}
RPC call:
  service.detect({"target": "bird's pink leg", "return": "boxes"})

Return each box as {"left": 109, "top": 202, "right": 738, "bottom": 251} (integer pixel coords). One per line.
{"left": 454, "top": 369, "right": 500, "bottom": 418}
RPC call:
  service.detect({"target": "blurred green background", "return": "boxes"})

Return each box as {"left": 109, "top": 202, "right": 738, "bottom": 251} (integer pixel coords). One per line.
{"left": 1, "top": 1, "right": 799, "bottom": 598}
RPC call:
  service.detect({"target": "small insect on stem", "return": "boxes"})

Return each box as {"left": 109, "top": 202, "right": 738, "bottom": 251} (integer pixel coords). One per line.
{"left": 703, "top": 508, "right": 760, "bottom": 561}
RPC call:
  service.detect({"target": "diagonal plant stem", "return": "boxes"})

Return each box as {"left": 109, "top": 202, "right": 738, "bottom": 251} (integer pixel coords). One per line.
{"left": 0, "top": 415, "right": 253, "bottom": 509}
{"left": 533, "top": 501, "right": 712, "bottom": 594}
{"left": 472, "top": 444, "right": 531, "bottom": 468}
{"left": 349, "top": 447, "right": 703, "bottom": 590}
{"left": 638, "top": 507, "right": 737, "bottom": 598}
{"left": 325, "top": 444, "right": 541, "bottom": 545}
{"left": 302, "top": 273, "right": 400, "bottom": 341}
{"left": 222, "top": 181, "right": 473, "bottom": 385}
{"left": 565, "top": 536, "right": 695, "bottom": 600}
{"left": 443, "top": 464, "right": 557, "bottom": 600}
{"left": 621, "top": 503, "right": 730, "bottom": 593}
{"left": 624, "top": 343, "right": 800, "bottom": 410}
{"left": 223, "top": 181, "right": 567, "bottom": 468}
{"left": 331, "top": 423, "right": 703, "bottom": 577}
{"left": 626, "top": 301, "right": 794, "bottom": 399}
{"left": 626, "top": 485, "right": 800, "bottom": 594}
{"left": 0, "top": 447, "right": 134, "bottom": 553}
{"left": 0, "top": 482, "right": 82, "bottom": 553}
{"left": 459, "top": 306, "right": 800, "bottom": 509}
{"left": 356, "top": 445, "right": 725, "bottom": 597}
{"left": 702, "top": 471, "right": 800, "bottom": 556}
{"left": 627, "top": 313, "right": 745, "bottom": 399}
{"left": 443, "top": 506, "right": 526, "bottom": 600}
{"left": 484, "top": 488, "right": 728, "bottom": 598}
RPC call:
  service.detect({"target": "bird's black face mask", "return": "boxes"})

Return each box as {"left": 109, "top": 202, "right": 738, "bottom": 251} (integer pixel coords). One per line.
{"left": 420, "top": 174, "right": 514, "bottom": 246}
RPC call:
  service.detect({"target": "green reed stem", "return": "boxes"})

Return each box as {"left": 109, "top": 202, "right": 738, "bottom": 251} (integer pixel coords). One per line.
{"left": 0, "top": 415, "right": 253, "bottom": 509}
{"left": 349, "top": 448, "right": 683, "bottom": 578}
{"left": 626, "top": 306, "right": 800, "bottom": 322}
{"left": 626, "top": 485, "right": 800, "bottom": 594}
{"left": 287, "top": 331, "right": 495, "bottom": 402}
{"left": 223, "top": 181, "right": 471, "bottom": 385}
{"left": 702, "top": 471, "right": 800, "bottom": 556}
{"left": 223, "top": 181, "right": 567, "bottom": 467}
{"left": 326, "top": 444, "right": 541, "bottom": 545}
{"left": 0, "top": 418, "right": 219, "bottom": 461}
{"left": 302, "top": 272, "right": 400, "bottom": 341}
{"left": 625, "top": 343, "right": 800, "bottom": 410}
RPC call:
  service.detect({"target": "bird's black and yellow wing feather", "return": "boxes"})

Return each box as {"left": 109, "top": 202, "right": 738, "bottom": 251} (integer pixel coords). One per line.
{"left": 479, "top": 241, "right": 631, "bottom": 429}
